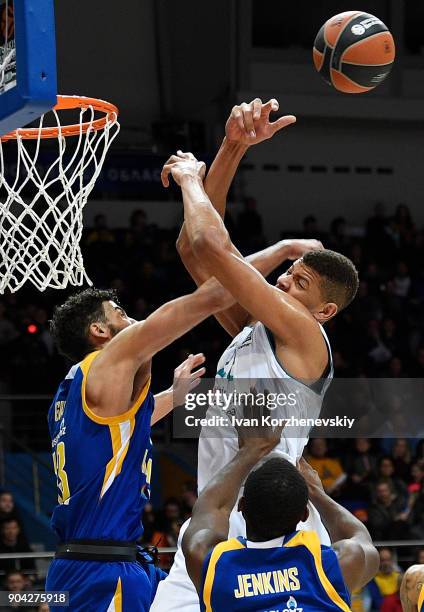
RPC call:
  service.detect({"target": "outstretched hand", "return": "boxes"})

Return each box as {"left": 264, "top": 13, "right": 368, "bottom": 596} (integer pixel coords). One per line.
{"left": 297, "top": 457, "right": 325, "bottom": 493}
{"left": 235, "top": 393, "right": 285, "bottom": 457}
{"left": 284, "top": 239, "right": 324, "bottom": 261}
{"left": 161, "top": 151, "right": 206, "bottom": 188}
{"left": 172, "top": 353, "right": 206, "bottom": 407}
{"left": 226, "top": 98, "right": 296, "bottom": 146}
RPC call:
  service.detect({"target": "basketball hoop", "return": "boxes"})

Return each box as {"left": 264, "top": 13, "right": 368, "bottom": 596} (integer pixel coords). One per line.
{"left": 0, "top": 95, "right": 120, "bottom": 293}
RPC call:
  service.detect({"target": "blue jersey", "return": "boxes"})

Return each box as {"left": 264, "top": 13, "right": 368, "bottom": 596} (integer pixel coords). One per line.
{"left": 48, "top": 351, "right": 154, "bottom": 542}
{"left": 201, "top": 530, "right": 351, "bottom": 612}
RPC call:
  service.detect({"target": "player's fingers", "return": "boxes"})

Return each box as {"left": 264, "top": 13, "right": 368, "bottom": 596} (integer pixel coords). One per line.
{"left": 198, "top": 161, "right": 207, "bottom": 180}
{"left": 189, "top": 377, "right": 202, "bottom": 390}
{"left": 270, "top": 115, "right": 297, "bottom": 134}
{"left": 189, "top": 353, "right": 206, "bottom": 369}
{"left": 161, "top": 165, "right": 172, "bottom": 188}
{"left": 164, "top": 154, "right": 183, "bottom": 166}
{"left": 252, "top": 98, "right": 262, "bottom": 120}
{"left": 241, "top": 102, "right": 256, "bottom": 138}
{"left": 190, "top": 366, "right": 206, "bottom": 379}
{"left": 177, "top": 150, "right": 196, "bottom": 160}
{"left": 231, "top": 106, "right": 244, "bottom": 132}
{"left": 262, "top": 98, "right": 279, "bottom": 117}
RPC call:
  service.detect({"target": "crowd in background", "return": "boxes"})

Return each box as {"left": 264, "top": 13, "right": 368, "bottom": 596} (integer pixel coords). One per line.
{"left": 0, "top": 199, "right": 424, "bottom": 610}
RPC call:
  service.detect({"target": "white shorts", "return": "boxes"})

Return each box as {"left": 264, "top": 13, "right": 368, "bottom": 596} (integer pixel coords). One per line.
{"left": 150, "top": 502, "right": 330, "bottom": 611}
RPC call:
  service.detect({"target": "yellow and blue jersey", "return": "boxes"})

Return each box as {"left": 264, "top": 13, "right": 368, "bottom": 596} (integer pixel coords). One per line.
{"left": 419, "top": 583, "right": 424, "bottom": 612}
{"left": 47, "top": 350, "right": 154, "bottom": 543}
{"left": 201, "top": 530, "right": 351, "bottom": 612}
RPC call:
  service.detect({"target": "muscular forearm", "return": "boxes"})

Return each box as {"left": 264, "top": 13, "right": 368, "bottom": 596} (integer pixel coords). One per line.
{"left": 308, "top": 484, "right": 373, "bottom": 545}
{"left": 177, "top": 139, "right": 246, "bottom": 279}
{"left": 180, "top": 175, "right": 230, "bottom": 255}
{"left": 245, "top": 241, "right": 292, "bottom": 278}
{"left": 152, "top": 388, "right": 173, "bottom": 425}
{"left": 204, "top": 138, "right": 248, "bottom": 218}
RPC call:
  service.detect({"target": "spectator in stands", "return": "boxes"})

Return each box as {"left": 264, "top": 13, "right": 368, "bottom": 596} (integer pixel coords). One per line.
{"left": 141, "top": 502, "right": 157, "bottom": 545}
{"left": 345, "top": 438, "right": 377, "bottom": 501}
{"left": 363, "top": 319, "right": 392, "bottom": 372}
{"left": 411, "top": 346, "right": 424, "bottom": 377}
{"left": 408, "top": 479, "right": 424, "bottom": 538}
{"left": 3, "top": 570, "right": 26, "bottom": 592}
{"left": 85, "top": 213, "right": 115, "bottom": 246}
{"left": 366, "top": 202, "right": 388, "bottom": 249}
{"left": 301, "top": 214, "right": 325, "bottom": 242}
{"left": 306, "top": 439, "right": 346, "bottom": 496}
{"left": 390, "top": 262, "right": 412, "bottom": 299}
{"left": 151, "top": 518, "right": 183, "bottom": 571}
{"left": 157, "top": 498, "right": 182, "bottom": 532}
{"left": 415, "top": 548, "right": 424, "bottom": 565}
{"left": 0, "top": 493, "right": 22, "bottom": 526}
{"left": 393, "top": 204, "right": 415, "bottom": 245}
{"left": 369, "top": 548, "right": 402, "bottom": 612}
{"left": 0, "top": 519, "right": 35, "bottom": 575}
{"left": 0, "top": 571, "right": 29, "bottom": 611}
{"left": 376, "top": 457, "right": 408, "bottom": 504}
{"left": 328, "top": 216, "right": 350, "bottom": 253}
{"left": 391, "top": 439, "right": 412, "bottom": 481}
{"left": 180, "top": 481, "right": 197, "bottom": 521}
{"left": 408, "top": 460, "right": 424, "bottom": 494}
{"left": 367, "top": 482, "right": 408, "bottom": 540}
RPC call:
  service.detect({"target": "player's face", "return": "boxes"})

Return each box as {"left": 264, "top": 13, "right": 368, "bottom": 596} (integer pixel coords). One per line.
{"left": 103, "top": 301, "right": 133, "bottom": 337}
{"left": 276, "top": 260, "right": 326, "bottom": 316}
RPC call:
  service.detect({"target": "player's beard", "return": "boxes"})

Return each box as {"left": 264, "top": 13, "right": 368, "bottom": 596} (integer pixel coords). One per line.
{"left": 107, "top": 323, "right": 122, "bottom": 338}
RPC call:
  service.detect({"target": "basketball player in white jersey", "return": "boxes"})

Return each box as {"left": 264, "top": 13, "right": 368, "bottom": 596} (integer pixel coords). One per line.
{"left": 151, "top": 98, "right": 359, "bottom": 612}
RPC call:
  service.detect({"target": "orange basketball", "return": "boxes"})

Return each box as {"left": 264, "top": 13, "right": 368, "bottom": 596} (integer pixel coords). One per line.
{"left": 313, "top": 11, "right": 395, "bottom": 94}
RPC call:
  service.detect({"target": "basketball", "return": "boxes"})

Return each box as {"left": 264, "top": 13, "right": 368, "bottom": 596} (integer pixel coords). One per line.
{"left": 313, "top": 11, "right": 396, "bottom": 94}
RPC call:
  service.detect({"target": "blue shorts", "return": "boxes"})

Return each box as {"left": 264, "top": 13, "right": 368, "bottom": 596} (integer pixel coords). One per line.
{"left": 46, "top": 557, "right": 167, "bottom": 611}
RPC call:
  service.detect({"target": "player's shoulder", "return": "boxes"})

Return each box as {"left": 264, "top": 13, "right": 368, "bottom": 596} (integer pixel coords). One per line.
{"left": 403, "top": 564, "right": 424, "bottom": 584}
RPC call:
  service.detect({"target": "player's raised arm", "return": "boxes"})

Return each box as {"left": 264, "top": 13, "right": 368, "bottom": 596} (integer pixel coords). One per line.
{"left": 51, "top": 277, "right": 231, "bottom": 421}
{"left": 163, "top": 154, "right": 338, "bottom": 377}
{"left": 170, "top": 99, "right": 298, "bottom": 336}
{"left": 182, "top": 409, "right": 283, "bottom": 594}
{"left": 298, "top": 458, "right": 379, "bottom": 593}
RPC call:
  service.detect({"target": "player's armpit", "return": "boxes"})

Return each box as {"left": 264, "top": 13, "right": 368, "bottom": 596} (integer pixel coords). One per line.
{"left": 334, "top": 539, "right": 380, "bottom": 593}
{"left": 85, "top": 280, "right": 231, "bottom": 419}
{"left": 192, "top": 232, "right": 322, "bottom": 350}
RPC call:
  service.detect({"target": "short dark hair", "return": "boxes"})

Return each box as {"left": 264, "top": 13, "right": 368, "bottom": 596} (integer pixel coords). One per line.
{"left": 303, "top": 249, "right": 359, "bottom": 311}
{"left": 50, "top": 288, "right": 117, "bottom": 362}
{"left": 243, "top": 457, "right": 308, "bottom": 540}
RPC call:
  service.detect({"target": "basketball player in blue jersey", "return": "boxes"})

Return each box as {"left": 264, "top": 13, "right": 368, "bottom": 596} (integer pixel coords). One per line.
{"left": 182, "top": 414, "right": 379, "bottom": 611}
{"left": 45, "top": 281, "right": 233, "bottom": 612}
{"left": 401, "top": 565, "right": 424, "bottom": 611}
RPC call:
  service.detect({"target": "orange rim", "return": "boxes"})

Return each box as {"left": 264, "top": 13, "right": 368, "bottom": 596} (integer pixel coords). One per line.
{"left": 1, "top": 95, "right": 119, "bottom": 141}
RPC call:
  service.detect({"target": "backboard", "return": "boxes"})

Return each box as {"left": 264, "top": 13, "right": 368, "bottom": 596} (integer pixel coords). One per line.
{"left": 0, "top": 0, "right": 57, "bottom": 136}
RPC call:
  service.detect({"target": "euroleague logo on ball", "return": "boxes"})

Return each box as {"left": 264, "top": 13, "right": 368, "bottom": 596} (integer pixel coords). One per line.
{"left": 351, "top": 16, "right": 382, "bottom": 35}
{"left": 351, "top": 24, "right": 365, "bottom": 35}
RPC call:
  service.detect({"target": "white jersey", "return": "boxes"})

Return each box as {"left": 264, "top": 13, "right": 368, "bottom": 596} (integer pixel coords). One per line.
{"left": 198, "top": 321, "right": 333, "bottom": 493}
{"left": 151, "top": 322, "right": 334, "bottom": 612}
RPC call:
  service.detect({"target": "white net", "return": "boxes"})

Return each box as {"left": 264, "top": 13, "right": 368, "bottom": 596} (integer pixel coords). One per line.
{"left": 0, "top": 98, "right": 120, "bottom": 293}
